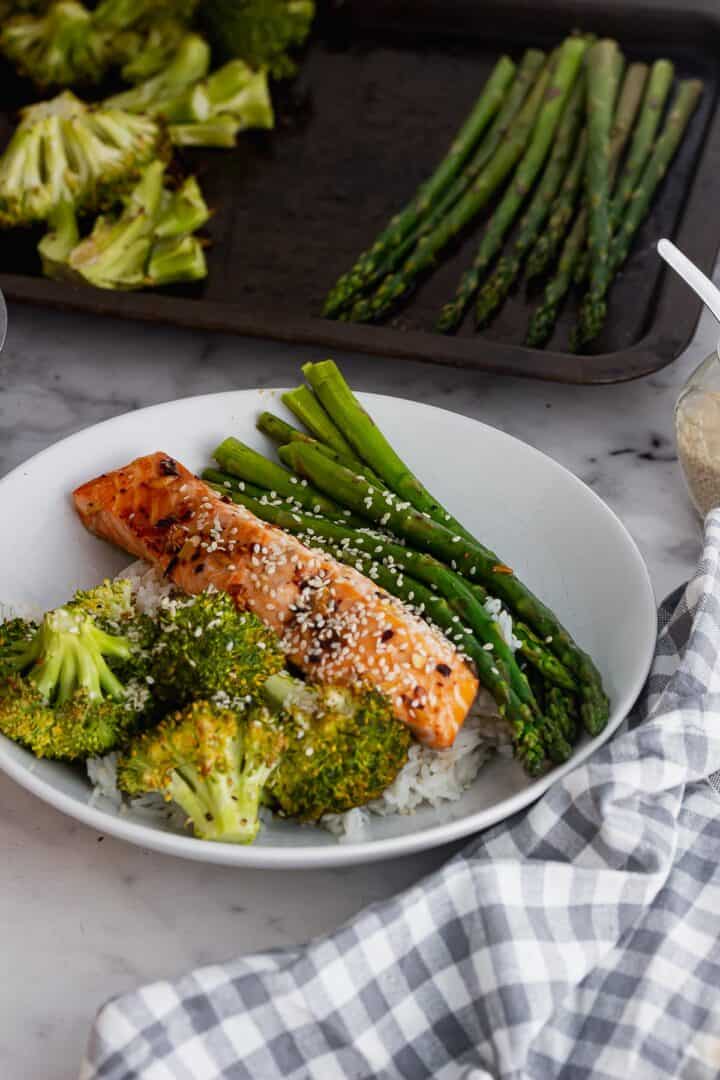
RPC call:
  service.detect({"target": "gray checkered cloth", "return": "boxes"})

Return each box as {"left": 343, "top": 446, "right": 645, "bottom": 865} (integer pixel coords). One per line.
{"left": 80, "top": 513, "right": 720, "bottom": 1080}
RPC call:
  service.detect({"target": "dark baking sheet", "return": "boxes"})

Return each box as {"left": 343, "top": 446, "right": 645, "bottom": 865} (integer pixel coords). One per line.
{"left": 0, "top": 0, "right": 718, "bottom": 383}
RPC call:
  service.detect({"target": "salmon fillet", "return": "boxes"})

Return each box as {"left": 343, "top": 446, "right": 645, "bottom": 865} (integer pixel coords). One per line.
{"left": 73, "top": 452, "right": 479, "bottom": 747}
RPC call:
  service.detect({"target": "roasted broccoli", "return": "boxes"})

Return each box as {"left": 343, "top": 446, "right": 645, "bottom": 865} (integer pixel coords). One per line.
{"left": 0, "top": 1, "right": 118, "bottom": 89}
{"left": 203, "top": 0, "right": 315, "bottom": 78}
{"left": 262, "top": 673, "right": 412, "bottom": 821}
{"left": 149, "top": 589, "right": 285, "bottom": 711}
{"left": 0, "top": 91, "right": 165, "bottom": 226}
{"left": 117, "top": 699, "right": 285, "bottom": 843}
{"left": 69, "top": 578, "right": 158, "bottom": 687}
{"left": 39, "top": 160, "right": 209, "bottom": 289}
{"left": 0, "top": 603, "right": 145, "bottom": 759}
{"left": 106, "top": 51, "right": 274, "bottom": 146}
{"left": 0, "top": 616, "right": 37, "bottom": 679}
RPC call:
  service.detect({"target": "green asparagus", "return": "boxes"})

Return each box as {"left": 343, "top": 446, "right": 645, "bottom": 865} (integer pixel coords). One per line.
{"left": 524, "top": 131, "right": 587, "bottom": 283}
{"left": 281, "top": 386, "right": 355, "bottom": 455}
{"left": 436, "top": 38, "right": 588, "bottom": 333}
{"left": 212, "top": 436, "right": 366, "bottom": 525}
{"left": 349, "top": 59, "right": 553, "bottom": 324}
{"left": 322, "top": 55, "right": 516, "bottom": 318}
{"left": 473, "top": 80, "right": 586, "bottom": 329}
{"left": 526, "top": 59, "right": 644, "bottom": 348}
{"left": 573, "top": 78, "right": 702, "bottom": 348}
{"left": 327, "top": 49, "right": 547, "bottom": 319}
{"left": 608, "top": 59, "right": 674, "bottom": 233}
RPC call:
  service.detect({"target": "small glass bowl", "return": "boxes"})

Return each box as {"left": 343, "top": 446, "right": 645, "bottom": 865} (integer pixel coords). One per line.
{"left": 675, "top": 345, "right": 720, "bottom": 517}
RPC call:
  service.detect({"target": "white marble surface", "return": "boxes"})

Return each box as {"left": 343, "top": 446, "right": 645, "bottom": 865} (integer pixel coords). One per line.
{"left": 0, "top": 297, "right": 714, "bottom": 1078}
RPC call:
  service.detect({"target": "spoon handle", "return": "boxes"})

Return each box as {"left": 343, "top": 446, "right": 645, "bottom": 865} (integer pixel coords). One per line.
{"left": 657, "top": 238, "right": 720, "bottom": 325}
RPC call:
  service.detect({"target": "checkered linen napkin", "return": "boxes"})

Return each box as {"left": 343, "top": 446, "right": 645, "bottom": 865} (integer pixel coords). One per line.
{"left": 80, "top": 513, "right": 720, "bottom": 1080}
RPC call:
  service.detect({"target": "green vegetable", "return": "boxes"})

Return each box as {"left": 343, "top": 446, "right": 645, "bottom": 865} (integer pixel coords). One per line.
{"left": 326, "top": 49, "right": 546, "bottom": 319}
{"left": 608, "top": 59, "right": 674, "bottom": 233}
{"left": 322, "top": 55, "right": 516, "bottom": 317}
{"left": 203, "top": 0, "right": 315, "bottom": 79}
{"left": 583, "top": 40, "right": 621, "bottom": 310}
{"left": 349, "top": 58, "right": 552, "bottom": 324}
{"left": 0, "top": 1, "right": 115, "bottom": 88}
{"left": 149, "top": 589, "right": 285, "bottom": 711}
{"left": 436, "top": 36, "right": 588, "bottom": 333}
{"left": 281, "top": 386, "right": 355, "bottom": 455}
{"left": 0, "top": 91, "right": 165, "bottom": 227}
{"left": 104, "top": 33, "right": 210, "bottom": 115}
{"left": 212, "top": 435, "right": 366, "bottom": 524}
{"left": 301, "top": 359, "right": 474, "bottom": 540}
{"left": 524, "top": 128, "right": 587, "bottom": 283}
{"left": 118, "top": 699, "right": 285, "bottom": 843}
{"left": 526, "top": 59, "right": 644, "bottom": 348}
{"left": 572, "top": 78, "right": 702, "bottom": 348}
{"left": 474, "top": 83, "right": 586, "bottom": 329}
{"left": 264, "top": 673, "right": 412, "bottom": 819}
{"left": 108, "top": 53, "right": 274, "bottom": 146}
{"left": 40, "top": 161, "right": 209, "bottom": 290}
{"left": 0, "top": 603, "right": 147, "bottom": 760}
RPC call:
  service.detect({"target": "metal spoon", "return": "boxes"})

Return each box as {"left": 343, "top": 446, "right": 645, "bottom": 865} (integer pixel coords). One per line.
{"left": 0, "top": 289, "right": 6, "bottom": 354}
{"left": 657, "top": 238, "right": 720, "bottom": 326}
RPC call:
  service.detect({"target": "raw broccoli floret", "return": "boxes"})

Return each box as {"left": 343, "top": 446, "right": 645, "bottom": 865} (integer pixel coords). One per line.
{"left": 0, "top": 91, "right": 165, "bottom": 226}
{"left": 0, "top": 604, "right": 145, "bottom": 759}
{"left": 203, "top": 0, "right": 315, "bottom": 79}
{"left": 150, "top": 589, "right": 285, "bottom": 711}
{"left": 39, "top": 159, "right": 209, "bottom": 289}
{"left": 106, "top": 52, "right": 274, "bottom": 147}
{"left": 117, "top": 699, "right": 285, "bottom": 843}
{"left": 262, "top": 673, "right": 412, "bottom": 821}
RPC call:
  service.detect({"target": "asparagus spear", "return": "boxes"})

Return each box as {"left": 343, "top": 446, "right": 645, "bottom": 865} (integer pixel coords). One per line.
{"left": 327, "top": 49, "right": 546, "bottom": 319}
{"left": 349, "top": 58, "right": 553, "bottom": 325}
{"left": 302, "top": 359, "right": 475, "bottom": 540}
{"left": 473, "top": 89, "right": 586, "bottom": 329}
{"left": 436, "top": 40, "right": 589, "bottom": 333}
{"left": 583, "top": 40, "right": 621, "bottom": 308}
{"left": 573, "top": 78, "right": 703, "bottom": 347}
{"left": 202, "top": 468, "right": 268, "bottom": 501}
{"left": 257, "top": 411, "right": 370, "bottom": 474}
{"left": 524, "top": 132, "right": 587, "bottom": 283}
{"left": 608, "top": 59, "right": 674, "bottom": 233}
{"left": 281, "top": 440, "right": 609, "bottom": 736}
{"left": 526, "top": 60, "right": 644, "bottom": 348}
{"left": 281, "top": 386, "right": 355, "bottom": 455}
{"left": 322, "top": 55, "right": 516, "bottom": 318}
{"left": 212, "top": 436, "right": 367, "bottom": 525}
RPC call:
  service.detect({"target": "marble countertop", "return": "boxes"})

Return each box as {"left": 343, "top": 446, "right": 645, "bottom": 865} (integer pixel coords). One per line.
{"left": 0, "top": 296, "right": 713, "bottom": 1078}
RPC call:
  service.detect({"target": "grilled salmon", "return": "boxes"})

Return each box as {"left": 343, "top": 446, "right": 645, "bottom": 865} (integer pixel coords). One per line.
{"left": 73, "top": 452, "right": 479, "bottom": 747}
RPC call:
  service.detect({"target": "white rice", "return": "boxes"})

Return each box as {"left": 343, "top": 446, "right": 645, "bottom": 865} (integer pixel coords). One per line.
{"left": 86, "top": 562, "right": 514, "bottom": 842}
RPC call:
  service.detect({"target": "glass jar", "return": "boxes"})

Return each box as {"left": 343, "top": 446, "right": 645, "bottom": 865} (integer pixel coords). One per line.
{"left": 675, "top": 346, "right": 720, "bottom": 516}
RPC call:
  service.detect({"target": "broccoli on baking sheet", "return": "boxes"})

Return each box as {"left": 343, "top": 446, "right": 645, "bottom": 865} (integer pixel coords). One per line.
{"left": 203, "top": 0, "right": 315, "bottom": 79}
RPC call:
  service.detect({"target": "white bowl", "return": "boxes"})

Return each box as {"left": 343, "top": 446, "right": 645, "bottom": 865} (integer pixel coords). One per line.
{"left": 0, "top": 389, "right": 656, "bottom": 868}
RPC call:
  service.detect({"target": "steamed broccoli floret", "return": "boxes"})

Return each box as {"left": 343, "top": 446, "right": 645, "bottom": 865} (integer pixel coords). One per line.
{"left": 203, "top": 0, "right": 315, "bottom": 79}
{"left": 39, "top": 160, "right": 209, "bottom": 289}
{"left": 0, "top": 605, "right": 142, "bottom": 759}
{"left": 106, "top": 53, "right": 274, "bottom": 147}
{"left": 262, "top": 673, "right": 412, "bottom": 821}
{"left": 150, "top": 589, "right": 285, "bottom": 710}
{"left": 0, "top": 91, "right": 165, "bottom": 226}
{"left": 117, "top": 699, "right": 285, "bottom": 843}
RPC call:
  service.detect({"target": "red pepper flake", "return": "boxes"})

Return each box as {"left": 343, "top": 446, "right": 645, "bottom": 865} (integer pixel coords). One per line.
{"left": 492, "top": 564, "right": 514, "bottom": 575}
